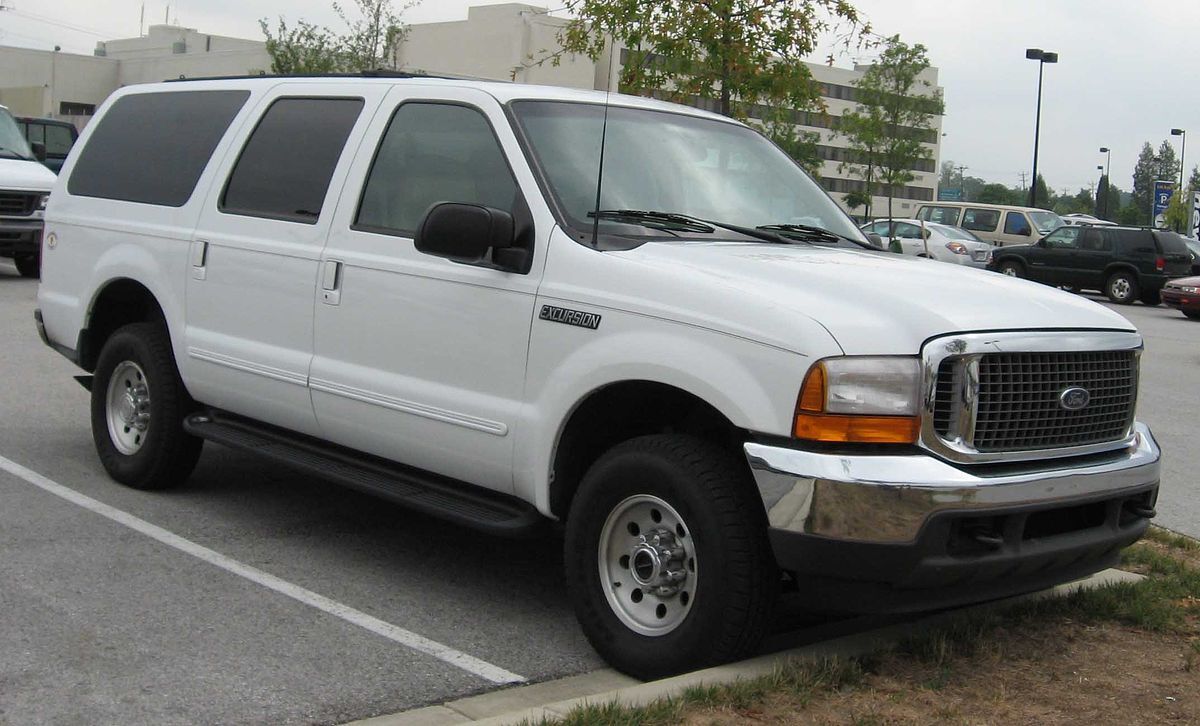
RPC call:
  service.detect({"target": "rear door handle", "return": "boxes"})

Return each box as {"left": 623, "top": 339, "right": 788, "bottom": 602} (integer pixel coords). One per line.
{"left": 190, "top": 240, "right": 209, "bottom": 280}
{"left": 321, "top": 260, "right": 342, "bottom": 305}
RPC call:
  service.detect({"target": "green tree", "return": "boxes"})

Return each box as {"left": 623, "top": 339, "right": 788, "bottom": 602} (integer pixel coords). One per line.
{"left": 1130, "top": 141, "right": 1156, "bottom": 225}
{"left": 1095, "top": 175, "right": 1121, "bottom": 221}
{"left": 260, "top": 0, "right": 414, "bottom": 74}
{"left": 1165, "top": 183, "right": 1191, "bottom": 232}
{"left": 1156, "top": 139, "right": 1180, "bottom": 185}
{"left": 1116, "top": 204, "right": 1141, "bottom": 225}
{"left": 976, "top": 183, "right": 1016, "bottom": 205}
{"left": 841, "top": 35, "right": 943, "bottom": 220}
{"left": 1032, "top": 174, "right": 1052, "bottom": 210}
{"left": 1189, "top": 165, "right": 1200, "bottom": 192}
{"left": 547, "top": 0, "right": 867, "bottom": 174}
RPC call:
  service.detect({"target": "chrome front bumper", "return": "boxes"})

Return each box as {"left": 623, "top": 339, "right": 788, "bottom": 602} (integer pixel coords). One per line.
{"left": 745, "top": 422, "right": 1160, "bottom": 545}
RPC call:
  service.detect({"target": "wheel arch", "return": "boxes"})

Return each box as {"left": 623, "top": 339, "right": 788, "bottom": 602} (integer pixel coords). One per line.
{"left": 79, "top": 277, "right": 168, "bottom": 372}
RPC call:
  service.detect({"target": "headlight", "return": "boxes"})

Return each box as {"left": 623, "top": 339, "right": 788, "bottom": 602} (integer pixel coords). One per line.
{"left": 945, "top": 241, "right": 969, "bottom": 255}
{"left": 794, "top": 357, "right": 922, "bottom": 443}
{"left": 1182, "top": 286, "right": 1199, "bottom": 294}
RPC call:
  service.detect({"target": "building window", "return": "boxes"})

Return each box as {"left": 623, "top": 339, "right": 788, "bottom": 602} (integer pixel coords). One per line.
{"left": 59, "top": 101, "right": 96, "bottom": 116}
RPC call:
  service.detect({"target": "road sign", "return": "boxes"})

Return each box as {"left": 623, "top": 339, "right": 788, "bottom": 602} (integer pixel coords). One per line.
{"left": 937, "top": 188, "right": 962, "bottom": 201}
{"left": 1152, "top": 180, "right": 1175, "bottom": 228}
{"left": 1192, "top": 191, "right": 1200, "bottom": 239}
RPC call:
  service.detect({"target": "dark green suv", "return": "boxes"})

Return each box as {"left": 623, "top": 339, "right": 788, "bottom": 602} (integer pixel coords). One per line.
{"left": 988, "top": 226, "right": 1193, "bottom": 304}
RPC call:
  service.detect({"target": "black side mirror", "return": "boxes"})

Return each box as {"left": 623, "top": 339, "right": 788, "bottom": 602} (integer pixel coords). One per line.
{"left": 866, "top": 232, "right": 884, "bottom": 249}
{"left": 415, "top": 202, "right": 526, "bottom": 271}
{"left": 31, "top": 141, "right": 47, "bottom": 162}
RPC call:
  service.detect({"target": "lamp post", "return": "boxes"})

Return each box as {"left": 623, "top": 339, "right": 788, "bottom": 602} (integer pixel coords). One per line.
{"left": 1026, "top": 48, "right": 1058, "bottom": 208}
{"left": 1171, "top": 128, "right": 1186, "bottom": 190}
{"left": 1096, "top": 165, "right": 1105, "bottom": 216}
{"left": 1099, "top": 147, "right": 1111, "bottom": 219}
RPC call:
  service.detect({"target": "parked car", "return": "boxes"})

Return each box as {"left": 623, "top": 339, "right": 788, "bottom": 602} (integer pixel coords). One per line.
{"left": 988, "top": 225, "right": 1193, "bottom": 304}
{"left": 1161, "top": 276, "right": 1200, "bottom": 319}
{"left": 1185, "top": 238, "right": 1200, "bottom": 274}
{"left": 0, "top": 105, "right": 56, "bottom": 278}
{"left": 914, "top": 202, "right": 1064, "bottom": 247}
{"left": 859, "top": 218, "right": 993, "bottom": 267}
{"left": 16, "top": 116, "right": 78, "bottom": 174}
{"left": 36, "top": 76, "right": 1161, "bottom": 679}
{"left": 1061, "top": 213, "right": 1117, "bottom": 227}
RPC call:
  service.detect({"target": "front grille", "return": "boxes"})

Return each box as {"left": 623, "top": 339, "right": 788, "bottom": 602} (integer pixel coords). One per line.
{"left": 970, "top": 351, "right": 1136, "bottom": 452}
{"left": 0, "top": 192, "right": 38, "bottom": 216}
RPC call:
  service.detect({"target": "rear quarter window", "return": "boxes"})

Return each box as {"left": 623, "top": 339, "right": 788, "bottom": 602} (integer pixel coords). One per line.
{"left": 962, "top": 208, "right": 1000, "bottom": 232}
{"left": 68, "top": 90, "right": 250, "bottom": 207}
{"left": 1155, "top": 232, "right": 1189, "bottom": 255}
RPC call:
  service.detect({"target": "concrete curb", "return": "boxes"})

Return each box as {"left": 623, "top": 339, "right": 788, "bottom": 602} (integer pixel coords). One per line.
{"left": 349, "top": 568, "right": 1143, "bottom": 726}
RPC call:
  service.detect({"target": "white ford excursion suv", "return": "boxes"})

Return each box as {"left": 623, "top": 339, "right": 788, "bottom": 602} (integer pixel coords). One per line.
{"left": 36, "top": 76, "right": 1161, "bottom": 679}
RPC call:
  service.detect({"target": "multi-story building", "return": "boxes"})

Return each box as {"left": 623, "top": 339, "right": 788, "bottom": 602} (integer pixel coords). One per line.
{"left": 0, "top": 3, "right": 941, "bottom": 215}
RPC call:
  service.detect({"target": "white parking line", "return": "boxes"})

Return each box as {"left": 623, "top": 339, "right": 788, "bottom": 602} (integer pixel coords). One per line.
{"left": 0, "top": 454, "right": 526, "bottom": 686}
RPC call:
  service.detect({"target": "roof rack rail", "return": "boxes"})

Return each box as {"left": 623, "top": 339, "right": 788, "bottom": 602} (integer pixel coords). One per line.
{"left": 164, "top": 70, "right": 447, "bottom": 83}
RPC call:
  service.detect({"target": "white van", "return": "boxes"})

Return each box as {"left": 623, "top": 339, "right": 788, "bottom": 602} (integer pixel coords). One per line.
{"left": 914, "top": 202, "right": 1064, "bottom": 247}
{"left": 0, "top": 105, "right": 56, "bottom": 277}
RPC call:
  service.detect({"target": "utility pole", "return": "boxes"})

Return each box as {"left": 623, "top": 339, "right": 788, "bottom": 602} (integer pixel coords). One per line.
{"left": 955, "top": 165, "right": 967, "bottom": 200}
{"left": 1018, "top": 171, "right": 1028, "bottom": 192}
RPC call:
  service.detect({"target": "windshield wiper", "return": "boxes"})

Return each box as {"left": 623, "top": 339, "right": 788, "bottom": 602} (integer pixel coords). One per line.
{"left": 589, "top": 209, "right": 788, "bottom": 243}
{"left": 756, "top": 223, "right": 874, "bottom": 250}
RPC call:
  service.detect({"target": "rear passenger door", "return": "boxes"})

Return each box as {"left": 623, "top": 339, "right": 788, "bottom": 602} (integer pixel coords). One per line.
{"left": 309, "top": 86, "right": 546, "bottom": 493}
{"left": 184, "top": 83, "right": 385, "bottom": 437}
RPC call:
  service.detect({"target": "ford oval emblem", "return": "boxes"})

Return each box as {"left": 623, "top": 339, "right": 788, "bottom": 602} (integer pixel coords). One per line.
{"left": 1059, "top": 387, "right": 1090, "bottom": 411}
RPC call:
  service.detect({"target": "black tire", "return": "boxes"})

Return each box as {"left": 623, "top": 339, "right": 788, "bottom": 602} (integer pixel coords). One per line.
{"left": 1105, "top": 271, "right": 1138, "bottom": 304}
{"left": 90, "top": 322, "right": 202, "bottom": 490}
{"left": 997, "top": 259, "right": 1024, "bottom": 278}
{"left": 1185, "top": 311, "right": 1200, "bottom": 320}
{"left": 14, "top": 253, "right": 39, "bottom": 279}
{"left": 1140, "top": 290, "right": 1162, "bottom": 306}
{"left": 564, "top": 434, "right": 777, "bottom": 680}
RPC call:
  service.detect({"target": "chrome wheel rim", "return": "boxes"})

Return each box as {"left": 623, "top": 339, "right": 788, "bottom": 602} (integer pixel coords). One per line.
{"left": 106, "top": 360, "right": 151, "bottom": 455}
{"left": 1112, "top": 278, "right": 1131, "bottom": 299}
{"left": 1002, "top": 266, "right": 1017, "bottom": 277}
{"left": 598, "top": 494, "right": 696, "bottom": 636}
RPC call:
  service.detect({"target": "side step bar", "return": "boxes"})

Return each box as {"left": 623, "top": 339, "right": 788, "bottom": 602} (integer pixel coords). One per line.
{"left": 183, "top": 411, "right": 547, "bottom": 538}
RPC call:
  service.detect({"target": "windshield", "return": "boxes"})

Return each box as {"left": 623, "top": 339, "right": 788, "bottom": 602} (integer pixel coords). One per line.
{"left": 511, "top": 100, "right": 865, "bottom": 243}
{"left": 0, "top": 107, "right": 35, "bottom": 160}
{"left": 1028, "top": 210, "right": 1064, "bottom": 234}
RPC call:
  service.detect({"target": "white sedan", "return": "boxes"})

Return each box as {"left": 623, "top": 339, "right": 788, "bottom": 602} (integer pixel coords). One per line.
{"left": 860, "top": 219, "right": 994, "bottom": 268}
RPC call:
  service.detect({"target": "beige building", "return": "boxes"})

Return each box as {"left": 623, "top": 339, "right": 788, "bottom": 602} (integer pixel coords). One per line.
{"left": 0, "top": 3, "right": 940, "bottom": 214}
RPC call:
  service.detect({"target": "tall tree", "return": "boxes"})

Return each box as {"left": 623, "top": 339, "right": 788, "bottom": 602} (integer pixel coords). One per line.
{"left": 1032, "top": 173, "right": 1052, "bottom": 211}
{"left": 548, "top": 0, "right": 868, "bottom": 171}
{"left": 1095, "top": 174, "right": 1121, "bottom": 221}
{"left": 260, "top": 0, "right": 415, "bottom": 74}
{"left": 1130, "top": 142, "right": 1157, "bottom": 225}
{"left": 840, "top": 35, "right": 943, "bottom": 220}
{"left": 1189, "top": 165, "right": 1200, "bottom": 192}
{"left": 1156, "top": 139, "right": 1181, "bottom": 185}
{"left": 977, "top": 183, "right": 1017, "bottom": 205}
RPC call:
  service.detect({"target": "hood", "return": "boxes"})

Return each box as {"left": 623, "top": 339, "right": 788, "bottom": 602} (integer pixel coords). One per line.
{"left": 616, "top": 240, "right": 1136, "bottom": 355}
{"left": 0, "top": 157, "right": 57, "bottom": 190}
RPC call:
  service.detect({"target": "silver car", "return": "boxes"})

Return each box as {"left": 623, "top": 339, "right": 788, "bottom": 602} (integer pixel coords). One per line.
{"left": 860, "top": 219, "right": 995, "bottom": 268}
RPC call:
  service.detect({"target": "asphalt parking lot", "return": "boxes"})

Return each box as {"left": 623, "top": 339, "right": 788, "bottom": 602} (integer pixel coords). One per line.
{"left": 1, "top": 260, "right": 1195, "bottom": 724}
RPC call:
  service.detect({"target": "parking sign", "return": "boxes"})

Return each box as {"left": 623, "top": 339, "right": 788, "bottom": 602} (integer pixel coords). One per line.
{"left": 1152, "top": 180, "right": 1175, "bottom": 228}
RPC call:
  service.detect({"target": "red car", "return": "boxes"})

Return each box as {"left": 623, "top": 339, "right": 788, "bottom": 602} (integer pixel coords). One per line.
{"left": 1161, "top": 276, "right": 1200, "bottom": 319}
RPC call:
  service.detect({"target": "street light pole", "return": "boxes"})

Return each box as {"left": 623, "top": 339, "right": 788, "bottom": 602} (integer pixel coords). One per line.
{"left": 1171, "top": 128, "right": 1186, "bottom": 190}
{"left": 1099, "top": 147, "right": 1111, "bottom": 219}
{"left": 1026, "top": 48, "right": 1058, "bottom": 208}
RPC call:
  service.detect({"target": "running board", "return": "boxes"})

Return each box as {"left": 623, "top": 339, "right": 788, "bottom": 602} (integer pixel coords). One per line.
{"left": 183, "top": 411, "right": 546, "bottom": 538}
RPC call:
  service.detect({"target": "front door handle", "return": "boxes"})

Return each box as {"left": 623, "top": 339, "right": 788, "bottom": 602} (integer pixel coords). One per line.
{"left": 190, "top": 240, "right": 209, "bottom": 280}
{"left": 321, "top": 260, "right": 342, "bottom": 305}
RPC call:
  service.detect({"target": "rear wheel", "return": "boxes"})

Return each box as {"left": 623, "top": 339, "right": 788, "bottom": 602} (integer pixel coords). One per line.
{"left": 1105, "top": 271, "right": 1138, "bottom": 304}
{"left": 91, "top": 322, "right": 202, "bottom": 489}
{"left": 997, "top": 260, "right": 1024, "bottom": 278}
{"left": 13, "top": 253, "right": 39, "bottom": 279}
{"left": 564, "top": 434, "right": 777, "bottom": 680}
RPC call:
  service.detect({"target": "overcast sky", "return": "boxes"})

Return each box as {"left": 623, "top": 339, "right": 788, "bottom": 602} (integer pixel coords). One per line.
{"left": 6, "top": 0, "right": 1198, "bottom": 194}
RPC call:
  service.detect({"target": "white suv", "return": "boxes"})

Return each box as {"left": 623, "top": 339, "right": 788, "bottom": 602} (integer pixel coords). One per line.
{"left": 0, "top": 105, "right": 55, "bottom": 278}
{"left": 36, "top": 76, "right": 1161, "bottom": 679}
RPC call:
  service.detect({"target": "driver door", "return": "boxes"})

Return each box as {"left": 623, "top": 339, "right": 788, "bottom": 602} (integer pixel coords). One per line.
{"left": 1028, "top": 226, "right": 1080, "bottom": 284}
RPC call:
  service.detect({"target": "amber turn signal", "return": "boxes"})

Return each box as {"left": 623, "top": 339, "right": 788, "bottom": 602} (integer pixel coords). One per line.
{"left": 797, "top": 363, "right": 826, "bottom": 413}
{"left": 793, "top": 413, "right": 920, "bottom": 444}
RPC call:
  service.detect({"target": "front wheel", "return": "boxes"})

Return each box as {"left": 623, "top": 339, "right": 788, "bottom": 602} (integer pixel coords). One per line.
{"left": 91, "top": 322, "right": 203, "bottom": 490}
{"left": 1105, "top": 271, "right": 1139, "bottom": 304}
{"left": 997, "top": 260, "right": 1024, "bottom": 278}
{"left": 564, "top": 435, "right": 777, "bottom": 680}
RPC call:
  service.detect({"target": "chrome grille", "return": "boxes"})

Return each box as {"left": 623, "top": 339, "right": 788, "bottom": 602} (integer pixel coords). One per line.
{"left": 933, "top": 350, "right": 1137, "bottom": 453}
{"left": 0, "top": 192, "right": 37, "bottom": 216}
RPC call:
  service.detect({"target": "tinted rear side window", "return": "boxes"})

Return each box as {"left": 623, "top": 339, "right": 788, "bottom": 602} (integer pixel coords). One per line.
{"left": 68, "top": 90, "right": 249, "bottom": 206}
{"left": 1155, "top": 232, "right": 1189, "bottom": 255}
{"left": 221, "top": 97, "right": 364, "bottom": 223}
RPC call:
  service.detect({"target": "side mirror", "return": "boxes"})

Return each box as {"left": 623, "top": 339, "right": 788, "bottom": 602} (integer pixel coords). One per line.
{"left": 866, "top": 232, "right": 884, "bottom": 249}
{"left": 415, "top": 202, "right": 525, "bottom": 271}
{"left": 31, "top": 141, "right": 47, "bottom": 162}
